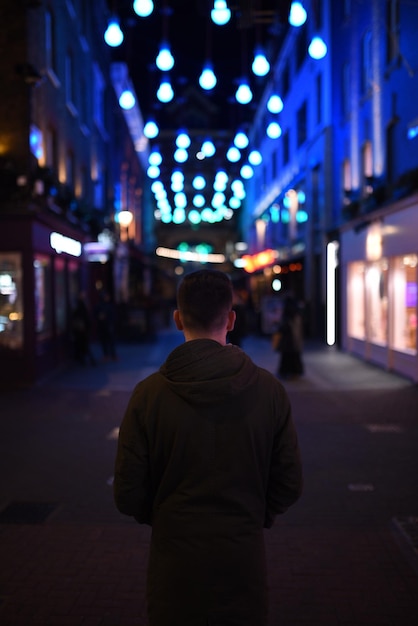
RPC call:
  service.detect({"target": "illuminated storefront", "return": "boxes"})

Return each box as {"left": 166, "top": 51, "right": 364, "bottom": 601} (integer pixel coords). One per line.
{"left": 340, "top": 194, "right": 418, "bottom": 382}
{"left": 0, "top": 212, "right": 87, "bottom": 387}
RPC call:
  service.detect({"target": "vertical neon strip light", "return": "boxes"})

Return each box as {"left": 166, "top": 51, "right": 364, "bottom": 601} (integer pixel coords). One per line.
{"left": 327, "top": 241, "right": 339, "bottom": 346}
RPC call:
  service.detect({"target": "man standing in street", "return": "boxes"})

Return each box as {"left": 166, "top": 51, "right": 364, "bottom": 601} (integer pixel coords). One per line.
{"left": 114, "top": 269, "right": 303, "bottom": 626}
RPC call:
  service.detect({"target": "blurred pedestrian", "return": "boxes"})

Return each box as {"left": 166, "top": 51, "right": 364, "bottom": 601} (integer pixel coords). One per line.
{"left": 276, "top": 296, "right": 304, "bottom": 380}
{"left": 71, "top": 293, "right": 96, "bottom": 366}
{"left": 227, "top": 288, "right": 248, "bottom": 346}
{"left": 95, "top": 290, "right": 117, "bottom": 362}
{"left": 114, "top": 269, "right": 303, "bottom": 626}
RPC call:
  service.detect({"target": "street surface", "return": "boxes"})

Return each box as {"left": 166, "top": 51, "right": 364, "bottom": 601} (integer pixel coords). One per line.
{"left": 1, "top": 329, "right": 417, "bottom": 625}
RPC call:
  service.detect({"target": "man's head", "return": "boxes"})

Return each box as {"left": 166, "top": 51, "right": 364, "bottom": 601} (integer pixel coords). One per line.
{"left": 174, "top": 269, "right": 236, "bottom": 343}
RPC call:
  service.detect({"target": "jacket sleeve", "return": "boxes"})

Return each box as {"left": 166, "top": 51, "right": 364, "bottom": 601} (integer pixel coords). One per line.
{"left": 264, "top": 389, "right": 303, "bottom": 528}
{"left": 113, "top": 388, "right": 153, "bottom": 525}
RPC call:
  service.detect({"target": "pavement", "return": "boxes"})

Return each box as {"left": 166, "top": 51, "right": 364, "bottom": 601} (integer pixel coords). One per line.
{"left": 0, "top": 329, "right": 418, "bottom": 625}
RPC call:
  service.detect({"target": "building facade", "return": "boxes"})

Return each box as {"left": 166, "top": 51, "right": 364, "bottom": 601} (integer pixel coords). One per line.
{"left": 334, "top": 0, "right": 418, "bottom": 382}
{"left": 243, "top": 0, "right": 418, "bottom": 382}
{"left": 0, "top": 0, "right": 147, "bottom": 386}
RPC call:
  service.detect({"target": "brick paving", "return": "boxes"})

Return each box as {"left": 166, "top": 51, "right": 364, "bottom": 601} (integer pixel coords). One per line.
{"left": 1, "top": 330, "right": 418, "bottom": 625}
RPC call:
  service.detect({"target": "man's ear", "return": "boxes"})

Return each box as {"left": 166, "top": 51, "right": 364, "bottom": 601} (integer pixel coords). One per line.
{"left": 173, "top": 309, "right": 184, "bottom": 330}
{"left": 226, "top": 310, "right": 236, "bottom": 332}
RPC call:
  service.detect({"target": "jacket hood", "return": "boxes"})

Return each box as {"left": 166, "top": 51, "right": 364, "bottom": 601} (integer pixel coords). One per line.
{"left": 159, "top": 339, "right": 259, "bottom": 406}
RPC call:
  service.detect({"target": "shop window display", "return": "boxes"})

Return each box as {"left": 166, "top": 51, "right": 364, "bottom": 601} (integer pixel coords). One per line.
{"left": 365, "top": 260, "right": 388, "bottom": 346}
{"left": 0, "top": 253, "right": 24, "bottom": 350}
{"left": 54, "top": 257, "right": 66, "bottom": 333}
{"left": 347, "top": 261, "right": 366, "bottom": 339}
{"left": 68, "top": 260, "right": 80, "bottom": 310}
{"left": 348, "top": 255, "right": 417, "bottom": 355}
{"left": 34, "top": 255, "right": 52, "bottom": 334}
{"left": 392, "top": 255, "right": 417, "bottom": 354}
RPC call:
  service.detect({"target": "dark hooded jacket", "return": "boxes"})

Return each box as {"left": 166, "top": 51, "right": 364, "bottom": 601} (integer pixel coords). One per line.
{"left": 114, "top": 339, "right": 302, "bottom": 626}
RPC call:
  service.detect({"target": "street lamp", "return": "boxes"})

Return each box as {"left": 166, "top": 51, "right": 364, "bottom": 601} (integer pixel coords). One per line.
{"left": 118, "top": 210, "right": 134, "bottom": 242}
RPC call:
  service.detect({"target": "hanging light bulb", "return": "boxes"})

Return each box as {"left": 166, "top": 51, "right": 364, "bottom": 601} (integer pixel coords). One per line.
{"left": 174, "top": 192, "right": 187, "bottom": 208}
{"left": 229, "top": 197, "right": 241, "bottom": 209}
{"left": 147, "top": 165, "right": 160, "bottom": 179}
{"left": 248, "top": 150, "right": 262, "bottom": 166}
{"left": 308, "top": 36, "right": 327, "bottom": 59}
{"left": 201, "top": 139, "right": 216, "bottom": 157}
{"left": 188, "top": 210, "right": 202, "bottom": 224}
{"left": 148, "top": 150, "right": 162, "bottom": 166}
{"left": 226, "top": 146, "right": 241, "bottom": 162}
{"left": 234, "top": 131, "right": 249, "bottom": 149}
{"left": 104, "top": 17, "right": 124, "bottom": 47}
{"left": 212, "top": 192, "right": 226, "bottom": 208}
{"left": 174, "top": 148, "right": 188, "bottom": 163}
{"left": 252, "top": 50, "right": 270, "bottom": 77}
{"left": 192, "top": 175, "right": 206, "bottom": 190}
{"left": 133, "top": 0, "right": 154, "bottom": 17}
{"left": 157, "top": 77, "right": 174, "bottom": 103}
{"left": 235, "top": 81, "right": 253, "bottom": 104}
{"left": 240, "top": 164, "right": 254, "bottom": 179}
{"left": 199, "top": 64, "right": 217, "bottom": 90}
{"left": 193, "top": 194, "right": 205, "bottom": 207}
{"left": 266, "top": 121, "right": 282, "bottom": 139}
{"left": 211, "top": 1, "right": 231, "bottom": 26}
{"left": 171, "top": 170, "right": 184, "bottom": 185}
{"left": 144, "top": 119, "right": 159, "bottom": 139}
{"left": 176, "top": 131, "right": 191, "bottom": 149}
{"left": 119, "top": 89, "right": 135, "bottom": 110}
{"left": 156, "top": 44, "right": 175, "bottom": 71}
{"left": 288, "top": 2, "right": 307, "bottom": 27}
{"left": 267, "top": 94, "right": 284, "bottom": 114}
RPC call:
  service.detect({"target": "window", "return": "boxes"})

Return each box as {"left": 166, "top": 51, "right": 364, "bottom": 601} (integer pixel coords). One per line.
{"left": 45, "top": 126, "right": 58, "bottom": 174}
{"left": 392, "top": 255, "right": 417, "bottom": 353}
{"left": 79, "top": 75, "right": 89, "bottom": 130}
{"left": 365, "top": 260, "right": 389, "bottom": 345}
{"left": 0, "top": 253, "right": 24, "bottom": 350}
{"left": 342, "top": 62, "right": 350, "bottom": 118}
{"left": 361, "top": 30, "right": 372, "bottom": 95}
{"left": 344, "top": 0, "right": 351, "bottom": 19}
{"left": 362, "top": 140, "right": 373, "bottom": 195}
{"left": 296, "top": 25, "right": 307, "bottom": 70}
{"left": 313, "top": 0, "right": 323, "bottom": 30}
{"left": 65, "top": 51, "right": 76, "bottom": 115}
{"left": 316, "top": 73, "right": 322, "bottom": 126}
{"left": 347, "top": 262, "right": 366, "bottom": 340}
{"left": 347, "top": 255, "right": 417, "bottom": 354}
{"left": 272, "top": 149, "right": 278, "bottom": 180}
{"left": 45, "top": 9, "right": 57, "bottom": 77}
{"left": 343, "top": 158, "right": 351, "bottom": 194}
{"left": 281, "top": 64, "right": 289, "bottom": 98}
{"left": 68, "top": 261, "right": 81, "bottom": 310}
{"left": 386, "top": 122, "right": 395, "bottom": 185}
{"left": 283, "top": 130, "right": 290, "bottom": 165}
{"left": 34, "top": 255, "right": 52, "bottom": 335}
{"left": 311, "top": 164, "right": 321, "bottom": 229}
{"left": 93, "top": 63, "right": 105, "bottom": 133}
{"left": 54, "top": 258, "right": 66, "bottom": 333}
{"left": 297, "top": 101, "right": 307, "bottom": 147}
{"left": 386, "top": 0, "right": 400, "bottom": 64}
{"left": 66, "top": 151, "right": 75, "bottom": 193}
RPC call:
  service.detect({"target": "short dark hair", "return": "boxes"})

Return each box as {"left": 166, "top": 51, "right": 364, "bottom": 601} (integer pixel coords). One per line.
{"left": 177, "top": 269, "right": 233, "bottom": 331}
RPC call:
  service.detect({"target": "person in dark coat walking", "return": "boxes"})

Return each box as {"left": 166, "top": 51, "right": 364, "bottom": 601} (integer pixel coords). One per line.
{"left": 114, "top": 269, "right": 303, "bottom": 626}
{"left": 70, "top": 292, "right": 96, "bottom": 366}
{"left": 94, "top": 290, "right": 117, "bottom": 361}
{"left": 277, "top": 296, "right": 305, "bottom": 379}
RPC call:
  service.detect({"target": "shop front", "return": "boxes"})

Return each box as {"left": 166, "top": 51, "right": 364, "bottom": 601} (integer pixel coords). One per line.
{"left": 340, "top": 193, "right": 418, "bottom": 382}
{"left": 0, "top": 211, "right": 88, "bottom": 387}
